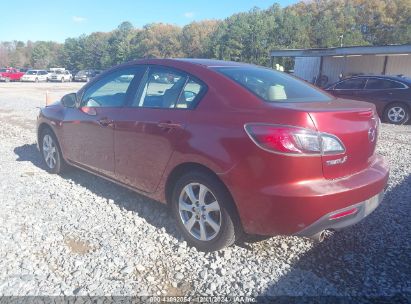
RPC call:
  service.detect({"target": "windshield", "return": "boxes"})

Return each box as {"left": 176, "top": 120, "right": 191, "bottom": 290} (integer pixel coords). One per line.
{"left": 214, "top": 66, "right": 331, "bottom": 103}
{"left": 0, "top": 68, "right": 7, "bottom": 72}
{"left": 77, "top": 70, "right": 87, "bottom": 76}
{"left": 26, "top": 70, "right": 37, "bottom": 75}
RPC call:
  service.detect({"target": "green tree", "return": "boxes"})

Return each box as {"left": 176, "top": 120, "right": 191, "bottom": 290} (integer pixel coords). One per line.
{"left": 181, "top": 20, "right": 220, "bottom": 58}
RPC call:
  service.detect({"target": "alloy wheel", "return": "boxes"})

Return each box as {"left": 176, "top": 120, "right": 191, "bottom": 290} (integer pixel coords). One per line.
{"left": 178, "top": 183, "right": 221, "bottom": 241}
{"left": 387, "top": 106, "right": 406, "bottom": 123}
{"left": 42, "top": 134, "right": 57, "bottom": 169}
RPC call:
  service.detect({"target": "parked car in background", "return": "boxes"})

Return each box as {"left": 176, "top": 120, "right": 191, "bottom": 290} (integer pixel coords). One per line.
{"left": 326, "top": 75, "right": 411, "bottom": 124}
{"left": 37, "top": 59, "right": 389, "bottom": 251}
{"left": 74, "top": 70, "right": 101, "bottom": 82}
{"left": 0, "top": 67, "right": 25, "bottom": 82}
{"left": 49, "top": 70, "right": 72, "bottom": 82}
{"left": 21, "top": 70, "right": 49, "bottom": 82}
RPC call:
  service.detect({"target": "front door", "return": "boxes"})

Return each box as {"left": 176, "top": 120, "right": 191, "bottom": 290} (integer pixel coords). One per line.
{"left": 61, "top": 67, "right": 145, "bottom": 177}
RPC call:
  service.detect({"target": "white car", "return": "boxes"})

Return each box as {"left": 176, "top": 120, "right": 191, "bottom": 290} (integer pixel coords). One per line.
{"left": 21, "top": 70, "right": 49, "bottom": 82}
{"left": 49, "top": 70, "right": 72, "bottom": 82}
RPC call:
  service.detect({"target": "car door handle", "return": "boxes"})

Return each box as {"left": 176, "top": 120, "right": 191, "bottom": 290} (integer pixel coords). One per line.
{"left": 157, "top": 121, "right": 182, "bottom": 130}
{"left": 98, "top": 117, "right": 114, "bottom": 127}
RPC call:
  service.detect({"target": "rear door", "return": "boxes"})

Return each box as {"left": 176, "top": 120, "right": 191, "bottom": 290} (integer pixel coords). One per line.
{"left": 113, "top": 66, "right": 206, "bottom": 193}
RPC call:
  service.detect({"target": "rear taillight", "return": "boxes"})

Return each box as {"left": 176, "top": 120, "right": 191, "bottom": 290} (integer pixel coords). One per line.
{"left": 244, "top": 124, "right": 345, "bottom": 155}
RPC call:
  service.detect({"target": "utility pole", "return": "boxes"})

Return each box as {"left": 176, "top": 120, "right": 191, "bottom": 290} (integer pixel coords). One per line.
{"left": 339, "top": 35, "right": 344, "bottom": 47}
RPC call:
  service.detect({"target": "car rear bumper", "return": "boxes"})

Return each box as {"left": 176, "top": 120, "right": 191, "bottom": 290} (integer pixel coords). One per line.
{"left": 224, "top": 155, "right": 389, "bottom": 236}
{"left": 295, "top": 190, "right": 384, "bottom": 238}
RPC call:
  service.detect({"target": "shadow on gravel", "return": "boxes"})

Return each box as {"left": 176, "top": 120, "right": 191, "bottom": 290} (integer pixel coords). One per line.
{"left": 14, "top": 143, "right": 183, "bottom": 240}
{"left": 260, "top": 174, "right": 411, "bottom": 299}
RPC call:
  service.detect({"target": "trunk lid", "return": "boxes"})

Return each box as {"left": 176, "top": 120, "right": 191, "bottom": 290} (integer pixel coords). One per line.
{"left": 274, "top": 99, "right": 379, "bottom": 179}
{"left": 308, "top": 99, "right": 379, "bottom": 179}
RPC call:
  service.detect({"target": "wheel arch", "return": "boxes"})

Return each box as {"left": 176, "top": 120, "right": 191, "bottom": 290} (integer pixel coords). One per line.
{"left": 164, "top": 162, "right": 242, "bottom": 228}
{"left": 37, "top": 122, "right": 62, "bottom": 155}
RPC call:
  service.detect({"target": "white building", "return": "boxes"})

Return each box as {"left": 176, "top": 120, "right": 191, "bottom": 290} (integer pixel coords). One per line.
{"left": 270, "top": 44, "right": 411, "bottom": 87}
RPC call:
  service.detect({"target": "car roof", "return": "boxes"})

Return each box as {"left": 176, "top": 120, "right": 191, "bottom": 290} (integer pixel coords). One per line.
{"left": 341, "top": 74, "right": 411, "bottom": 84}
{"left": 174, "top": 58, "right": 255, "bottom": 68}
{"left": 128, "top": 58, "right": 256, "bottom": 69}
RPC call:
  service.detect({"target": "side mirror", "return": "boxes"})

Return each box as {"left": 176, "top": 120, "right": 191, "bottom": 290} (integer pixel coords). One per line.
{"left": 61, "top": 93, "right": 77, "bottom": 108}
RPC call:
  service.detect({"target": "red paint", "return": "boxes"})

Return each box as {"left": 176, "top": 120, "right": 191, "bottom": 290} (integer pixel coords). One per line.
{"left": 37, "top": 59, "right": 389, "bottom": 236}
{"left": 0, "top": 68, "right": 25, "bottom": 81}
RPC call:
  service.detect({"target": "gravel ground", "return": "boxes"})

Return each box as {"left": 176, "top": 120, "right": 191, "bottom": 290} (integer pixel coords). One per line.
{"left": 0, "top": 82, "right": 410, "bottom": 298}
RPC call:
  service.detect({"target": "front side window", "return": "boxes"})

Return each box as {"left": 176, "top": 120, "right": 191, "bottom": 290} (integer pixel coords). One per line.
{"left": 335, "top": 78, "right": 366, "bottom": 90}
{"left": 82, "top": 67, "right": 145, "bottom": 108}
{"left": 214, "top": 66, "right": 331, "bottom": 102}
{"left": 365, "top": 78, "right": 406, "bottom": 89}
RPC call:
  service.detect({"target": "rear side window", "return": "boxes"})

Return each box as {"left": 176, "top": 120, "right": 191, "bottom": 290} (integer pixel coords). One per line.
{"left": 176, "top": 79, "right": 205, "bottom": 109}
{"left": 214, "top": 67, "right": 331, "bottom": 102}
{"left": 335, "top": 78, "right": 366, "bottom": 90}
{"left": 365, "top": 78, "right": 406, "bottom": 89}
{"left": 132, "top": 67, "right": 206, "bottom": 109}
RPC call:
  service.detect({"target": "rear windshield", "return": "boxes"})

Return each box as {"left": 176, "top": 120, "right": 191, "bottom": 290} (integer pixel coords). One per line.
{"left": 214, "top": 66, "right": 331, "bottom": 103}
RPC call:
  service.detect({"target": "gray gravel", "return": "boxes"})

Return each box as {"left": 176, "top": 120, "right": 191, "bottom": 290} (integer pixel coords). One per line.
{"left": 0, "top": 82, "right": 410, "bottom": 297}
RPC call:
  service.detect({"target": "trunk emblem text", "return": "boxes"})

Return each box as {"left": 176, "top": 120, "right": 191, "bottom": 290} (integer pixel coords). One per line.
{"left": 326, "top": 156, "right": 348, "bottom": 166}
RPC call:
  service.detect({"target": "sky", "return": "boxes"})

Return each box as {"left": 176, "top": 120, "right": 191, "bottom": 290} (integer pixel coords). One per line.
{"left": 0, "top": 0, "right": 298, "bottom": 42}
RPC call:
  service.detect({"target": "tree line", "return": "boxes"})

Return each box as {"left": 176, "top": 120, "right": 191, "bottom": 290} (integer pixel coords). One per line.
{"left": 1, "top": 0, "right": 410, "bottom": 71}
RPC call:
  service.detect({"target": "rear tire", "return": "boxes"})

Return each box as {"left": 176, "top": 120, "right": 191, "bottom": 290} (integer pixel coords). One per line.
{"left": 171, "top": 170, "right": 240, "bottom": 252}
{"left": 40, "top": 128, "right": 65, "bottom": 174}
{"left": 5, "top": 77, "right": 10, "bottom": 83}
{"left": 383, "top": 103, "right": 409, "bottom": 125}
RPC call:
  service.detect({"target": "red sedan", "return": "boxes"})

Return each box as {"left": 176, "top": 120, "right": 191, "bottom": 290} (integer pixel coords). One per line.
{"left": 37, "top": 59, "right": 389, "bottom": 251}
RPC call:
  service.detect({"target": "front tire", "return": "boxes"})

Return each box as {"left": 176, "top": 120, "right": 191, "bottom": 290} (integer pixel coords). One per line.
{"left": 384, "top": 103, "right": 409, "bottom": 125}
{"left": 40, "top": 128, "right": 64, "bottom": 174}
{"left": 171, "top": 170, "right": 240, "bottom": 252}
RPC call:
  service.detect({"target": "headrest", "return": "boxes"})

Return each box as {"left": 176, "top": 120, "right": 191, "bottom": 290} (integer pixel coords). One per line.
{"left": 267, "top": 85, "right": 287, "bottom": 101}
